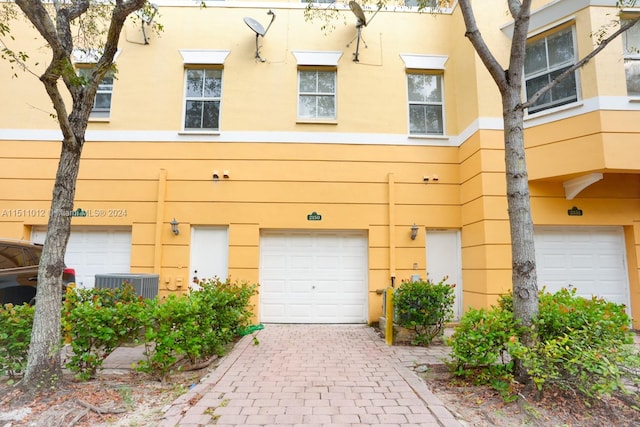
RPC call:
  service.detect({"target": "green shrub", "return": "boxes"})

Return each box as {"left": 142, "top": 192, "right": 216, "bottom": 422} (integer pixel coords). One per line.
{"left": 393, "top": 278, "right": 455, "bottom": 346}
{"left": 509, "top": 288, "right": 636, "bottom": 398}
{"left": 449, "top": 288, "right": 638, "bottom": 400}
{"left": 447, "top": 305, "right": 518, "bottom": 382}
{"left": 137, "top": 277, "right": 257, "bottom": 381}
{"left": 0, "top": 303, "right": 34, "bottom": 378}
{"left": 62, "top": 284, "right": 146, "bottom": 380}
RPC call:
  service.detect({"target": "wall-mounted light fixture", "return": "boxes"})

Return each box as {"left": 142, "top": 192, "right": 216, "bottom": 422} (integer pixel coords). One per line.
{"left": 410, "top": 223, "right": 419, "bottom": 240}
{"left": 212, "top": 171, "right": 220, "bottom": 180}
{"left": 170, "top": 218, "right": 180, "bottom": 235}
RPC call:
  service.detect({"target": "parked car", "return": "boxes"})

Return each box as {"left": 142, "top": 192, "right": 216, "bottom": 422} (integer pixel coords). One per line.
{"left": 0, "top": 239, "right": 76, "bottom": 306}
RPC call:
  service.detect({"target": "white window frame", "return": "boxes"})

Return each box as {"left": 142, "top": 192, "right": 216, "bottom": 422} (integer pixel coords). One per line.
{"left": 182, "top": 67, "right": 223, "bottom": 132}
{"left": 524, "top": 26, "right": 579, "bottom": 114}
{"left": 403, "top": 0, "right": 441, "bottom": 8}
{"left": 76, "top": 67, "right": 114, "bottom": 119}
{"left": 622, "top": 17, "right": 640, "bottom": 97}
{"left": 406, "top": 72, "right": 445, "bottom": 136}
{"left": 297, "top": 69, "right": 337, "bottom": 121}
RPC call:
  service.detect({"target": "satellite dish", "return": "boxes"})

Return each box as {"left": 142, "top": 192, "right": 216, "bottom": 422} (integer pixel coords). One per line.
{"left": 244, "top": 17, "right": 266, "bottom": 37}
{"left": 243, "top": 10, "right": 276, "bottom": 62}
{"left": 347, "top": 1, "right": 381, "bottom": 62}
{"left": 349, "top": 1, "right": 367, "bottom": 27}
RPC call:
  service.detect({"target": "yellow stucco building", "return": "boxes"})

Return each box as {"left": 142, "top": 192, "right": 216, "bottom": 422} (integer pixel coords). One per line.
{"left": 1, "top": 0, "right": 639, "bottom": 326}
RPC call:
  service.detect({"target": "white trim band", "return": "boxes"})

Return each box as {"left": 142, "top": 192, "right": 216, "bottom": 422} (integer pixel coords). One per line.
{"left": 179, "top": 49, "right": 231, "bottom": 65}
{"left": 292, "top": 51, "right": 343, "bottom": 66}
{"left": 400, "top": 54, "right": 448, "bottom": 70}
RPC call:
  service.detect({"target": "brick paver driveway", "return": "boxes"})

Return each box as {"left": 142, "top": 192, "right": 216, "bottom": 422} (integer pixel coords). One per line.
{"left": 159, "top": 324, "right": 462, "bottom": 427}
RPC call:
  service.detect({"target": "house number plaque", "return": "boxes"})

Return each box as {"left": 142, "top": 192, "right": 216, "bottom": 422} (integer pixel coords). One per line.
{"left": 307, "top": 211, "right": 322, "bottom": 221}
{"left": 567, "top": 206, "right": 583, "bottom": 216}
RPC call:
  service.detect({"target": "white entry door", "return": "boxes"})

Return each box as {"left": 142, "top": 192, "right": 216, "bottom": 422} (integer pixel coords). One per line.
{"left": 259, "top": 230, "right": 368, "bottom": 324}
{"left": 426, "top": 230, "right": 463, "bottom": 321}
{"left": 32, "top": 227, "right": 131, "bottom": 288}
{"left": 535, "top": 226, "right": 630, "bottom": 310}
{"left": 189, "top": 227, "right": 229, "bottom": 289}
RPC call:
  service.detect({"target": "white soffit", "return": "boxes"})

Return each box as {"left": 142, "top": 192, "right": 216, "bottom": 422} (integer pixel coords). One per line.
{"left": 500, "top": 0, "right": 619, "bottom": 38}
{"left": 292, "top": 51, "right": 343, "bottom": 66}
{"left": 179, "top": 49, "right": 230, "bottom": 65}
{"left": 73, "top": 48, "right": 121, "bottom": 64}
{"left": 563, "top": 172, "right": 604, "bottom": 200}
{"left": 400, "top": 54, "right": 448, "bottom": 70}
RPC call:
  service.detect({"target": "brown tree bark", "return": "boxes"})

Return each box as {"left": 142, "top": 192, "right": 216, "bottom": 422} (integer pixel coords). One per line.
{"left": 12, "top": 0, "right": 147, "bottom": 392}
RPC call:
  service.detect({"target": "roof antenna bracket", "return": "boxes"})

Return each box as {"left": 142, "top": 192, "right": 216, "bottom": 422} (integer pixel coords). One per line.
{"left": 243, "top": 10, "right": 276, "bottom": 62}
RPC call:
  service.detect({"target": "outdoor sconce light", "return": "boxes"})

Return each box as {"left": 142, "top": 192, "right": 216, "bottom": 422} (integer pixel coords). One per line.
{"left": 170, "top": 218, "right": 180, "bottom": 235}
{"left": 410, "top": 223, "right": 419, "bottom": 240}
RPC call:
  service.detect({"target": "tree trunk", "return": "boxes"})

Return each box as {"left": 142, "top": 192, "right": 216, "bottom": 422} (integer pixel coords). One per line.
{"left": 502, "top": 89, "right": 538, "bottom": 382}
{"left": 22, "top": 142, "right": 82, "bottom": 390}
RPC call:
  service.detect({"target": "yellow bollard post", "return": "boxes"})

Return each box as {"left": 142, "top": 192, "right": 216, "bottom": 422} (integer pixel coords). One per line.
{"left": 385, "top": 287, "right": 394, "bottom": 346}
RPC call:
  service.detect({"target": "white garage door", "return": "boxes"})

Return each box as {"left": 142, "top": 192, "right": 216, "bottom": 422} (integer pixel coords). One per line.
{"left": 535, "top": 226, "right": 630, "bottom": 309}
{"left": 32, "top": 227, "right": 131, "bottom": 289}
{"left": 260, "top": 230, "right": 368, "bottom": 323}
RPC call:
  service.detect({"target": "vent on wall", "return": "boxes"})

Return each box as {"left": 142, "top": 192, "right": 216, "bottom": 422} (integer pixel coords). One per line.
{"left": 95, "top": 273, "right": 159, "bottom": 299}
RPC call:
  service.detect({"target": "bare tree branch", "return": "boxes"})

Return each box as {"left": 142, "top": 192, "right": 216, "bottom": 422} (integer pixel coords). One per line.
{"left": 458, "top": 0, "right": 508, "bottom": 91}
{"left": 506, "top": 0, "right": 532, "bottom": 91}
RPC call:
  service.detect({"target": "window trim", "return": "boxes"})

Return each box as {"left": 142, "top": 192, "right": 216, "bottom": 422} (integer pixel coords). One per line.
{"left": 621, "top": 13, "right": 640, "bottom": 98}
{"left": 406, "top": 71, "right": 445, "bottom": 136}
{"left": 181, "top": 65, "right": 224, "bottom": 133}
{"left": 524, "top": 25, "right": 581, "bottom": 115}
{"left": 297, "top": 66, "right": 338, "bottom": 123}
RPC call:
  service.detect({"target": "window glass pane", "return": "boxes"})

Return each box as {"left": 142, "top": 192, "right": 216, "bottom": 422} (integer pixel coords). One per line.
{"left": 625, "top": 59, "right": 640, "bottom": 96}
{"left": 202, "top": 101, "right": 220, "bottom": 129}
{"left": 623, "top": 20, "right": 640, "bottom": 56}
{"left": 526, "top": 74, "right": 552, "bottom": 109}
{"left": 425, "top": 75, "right": 442, "bottom": 102}
{"left": 94, "top": 93, "right": 112, "bottom": 110}
{"left": 549, "top": 66, "right": 577, "bottom": 103}
{"left": 184, "top": 100, "right": 203, "bottom": 129}
{"left": 299, "top": 72, "right": 317, "bottom": 92}
{"left": 409, "top": 105, "right": 427, "bottom": 134}
{"left": 316, "top": 95, "right": 335, "bottom": 118}
{"left": 547, "top": 29, "right": 574, "bottom": 67}
{"left": 425, "top": 105, "right": 444, "bottom": 134}
{"left": 408, "top": 74, "right": 441, "bottom": 102}
{"left": 407, "top": 74, "right": 423, "bottom": 102}
{"left": 99, "top": 75, "right": 114, "bottom": 91}
{"left": 186, "top": 70, "right": 204, "bottom": 97}
{"left": 299, "top": 95, "right": 316, "bottom": 117}
{"left": 77, "top": 68, "right": 91, "bottom": 81}
{"left": 204, "top": 70, "right": 222, "bottom": 97}
{"left": 317, "top": 71, "right": 335, "bottom": 93}
{"left": 524, "top": 39, "right": 547, "bottom": 76}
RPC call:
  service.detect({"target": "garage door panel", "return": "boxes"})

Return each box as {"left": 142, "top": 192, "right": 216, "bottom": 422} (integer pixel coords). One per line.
{"left": 535, "top": 226, "right": 630, "bottom": 314}
{"left": 32, "top": 227, "right": 131, "bottom": 289}
{"left": 260, "top": 231, "right": 368, "bottom": 324}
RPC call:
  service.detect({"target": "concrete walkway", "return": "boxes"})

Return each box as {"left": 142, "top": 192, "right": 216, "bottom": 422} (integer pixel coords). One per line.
{"left": 157, "top": 324, "right": 462, "bottom": 427}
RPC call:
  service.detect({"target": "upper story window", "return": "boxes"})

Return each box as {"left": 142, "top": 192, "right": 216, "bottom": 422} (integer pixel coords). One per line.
{"left": 403, "top": 0, "right": 441, "bottom": 8}
{"left": 298, "top": 69, "right": 336, "bottom": 120}
{"left": 407, "top": 73, "right": 444, "bottom": 135}
{"left": 184, "top": 68, "right": 222, "bottom": 131}
{"left": 76, "top": 68, "right": 114, "bottom": 119}
{"left": 622, "top": 18, "right": 640, "bottom": 97}
{"left": 525, "top": 26, "right": 578, "bottom": 114}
